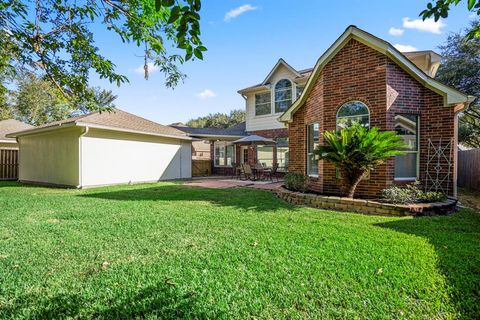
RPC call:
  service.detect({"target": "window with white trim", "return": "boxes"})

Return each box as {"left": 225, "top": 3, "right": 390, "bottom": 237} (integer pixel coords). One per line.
{"left": 336, "top": 101, "right": 370, "bottom": 130}
{"left": 255, "top": 92, "right": 271, "bottom": 116}
{"left": 274, "top": 79, "right": 292, "bottom": 113}
{"left": 214, "top": 142, "right": 235, "bottom": 167}
{"left": 307, "top": 123, "right": 320, "bottom": 176}
{"left": 295, "top": 85, "right": 305, "bottom": 100}
{"left": 394, "top": 114, "right": 419, "bottom": 180}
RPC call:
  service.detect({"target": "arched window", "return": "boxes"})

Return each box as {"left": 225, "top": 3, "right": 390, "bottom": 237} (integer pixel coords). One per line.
{"left": 274, "top": 79, "right": 292, "bottom": 113}
{"left": 336, "top": 101, "right": 370, "bottom": 129}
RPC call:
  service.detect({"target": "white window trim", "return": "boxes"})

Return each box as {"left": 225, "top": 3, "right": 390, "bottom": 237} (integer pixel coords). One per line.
{"left": 335, "top": 100, "right": 371, "bottom": 131}
{"left": 274, "top": 79, "right": 293, "bottom": 114}
{"left": 254, "top": 91, "right": 272, "bottom": 117}
{"left": 394, "top": 115, "right": 420, "bottom": 181}
{"left": 214, "top": 142, "right": 235, "bottom": 168}
{"left": 306, "top": 123, "right": 320, "bottom": 177}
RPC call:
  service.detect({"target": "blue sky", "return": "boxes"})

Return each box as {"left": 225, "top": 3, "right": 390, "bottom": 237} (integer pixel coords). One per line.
{"left": 89, "top": 0, "right": 475, "bottom": 125}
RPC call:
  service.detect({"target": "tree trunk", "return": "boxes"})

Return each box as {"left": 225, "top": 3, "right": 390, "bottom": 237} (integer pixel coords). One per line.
{"left": 341, "top": 170, "right": 366, "bottom": 198}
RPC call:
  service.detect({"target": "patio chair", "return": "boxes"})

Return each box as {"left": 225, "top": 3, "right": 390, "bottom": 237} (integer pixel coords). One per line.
{"left": 242, "top": 164, "right": 254, "bottom": 180}
{"left": 264, "top": 163, "right": 279, "bottom": 182}
{"left": 231, "top": 162, "right": 241, "bottom": 179}
{"left": 254, "top": 163, "right": 265, "bottom": 180}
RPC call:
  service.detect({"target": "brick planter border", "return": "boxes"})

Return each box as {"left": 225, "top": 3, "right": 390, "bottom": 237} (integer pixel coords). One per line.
{"left": 275, "top": 187, "right": 457, "bottom": 216}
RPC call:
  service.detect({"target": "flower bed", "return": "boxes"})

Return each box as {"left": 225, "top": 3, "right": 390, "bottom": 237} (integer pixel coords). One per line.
{"left": 275, "top": 187, "right": 457, "bottom": 216}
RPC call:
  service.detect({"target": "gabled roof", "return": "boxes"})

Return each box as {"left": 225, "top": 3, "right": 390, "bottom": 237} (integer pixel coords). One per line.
{"left": 261, "top": 59, "right": 301, "bottom": 85}
{"left": 279, "top": 25, "right": 476, "bottom": 123}
{"left": 8, "top": 108, "right": 192, "bottom": 141}
{"left": 0, "top": 119, "right": 34, "bottom": 143}
{"left": 172, "top": 122, "right": 247, "bottom": 139}
{"left": 238, "top": 60, "right": 310, "bottom": 94}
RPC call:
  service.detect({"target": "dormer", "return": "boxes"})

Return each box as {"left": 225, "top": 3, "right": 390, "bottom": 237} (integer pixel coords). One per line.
{"left": 403, "top": 50, "right": 442, "bottom": 78}
{"left": 238, "top": 59, "right": 310, "bottom": 132}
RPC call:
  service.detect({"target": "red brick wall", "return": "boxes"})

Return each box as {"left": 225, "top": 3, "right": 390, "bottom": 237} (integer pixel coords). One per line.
{"left": 288, "top": 39, "right": 456, "bottom": 197}
{"left": 386, "top": 60, "right": 454, "bottom": 194}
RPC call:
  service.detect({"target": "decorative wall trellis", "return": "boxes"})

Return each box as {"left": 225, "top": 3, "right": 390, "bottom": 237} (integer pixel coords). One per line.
{"left": 424, "top": 138, "right": 453, "bottom": 195}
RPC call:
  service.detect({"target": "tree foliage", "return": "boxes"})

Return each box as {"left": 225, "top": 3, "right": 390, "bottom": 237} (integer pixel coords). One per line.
{"left": 435, "top": 21, "right": 480, "bottom": 148}
{"left": 315, "top": 124, "right": 406, "bottom": 198}
{"left": 4, "top": 72, "right": 117, "bottom": 125}
{"left": 421, "top": 0, "right": 480, "bottom": 39}
{"left": 0, "top": 0, "right": 205, "bottom": 110}
{"left": 186, "top": 109, "right": 245, "bottom": 128}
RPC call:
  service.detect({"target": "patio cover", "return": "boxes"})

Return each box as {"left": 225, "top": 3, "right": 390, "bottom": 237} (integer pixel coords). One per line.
{"left": 232, "top": 135, "right": 275, "bottom": 145}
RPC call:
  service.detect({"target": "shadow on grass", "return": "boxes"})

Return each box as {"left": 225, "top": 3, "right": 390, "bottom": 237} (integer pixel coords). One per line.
{"left": 79, "top": 184, "right": 295, "bottom": 213}
{"left": 377, "top": 209, "right": 480, "bottom": 319}
{"left": 1, "top": 282, "right": 213, "bottom": 319}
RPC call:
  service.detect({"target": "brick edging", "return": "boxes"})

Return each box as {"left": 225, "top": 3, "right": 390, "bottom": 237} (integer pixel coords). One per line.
{"left": 275, "top": 187, "right": 457, "bottom": 216}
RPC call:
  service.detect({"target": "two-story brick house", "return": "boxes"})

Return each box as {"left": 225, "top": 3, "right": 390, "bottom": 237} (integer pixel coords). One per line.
{"left": 176, "top": 26, "right": 474, "bottom": 197}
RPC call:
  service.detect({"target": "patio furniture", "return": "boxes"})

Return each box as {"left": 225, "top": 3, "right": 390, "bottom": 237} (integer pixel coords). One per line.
{"left": 242, "top": 164, "right": 254, "bottom": 180}
{"left": 264, "top": 163, "right": 279, "bottom": 182}
{"left": 253, "top": 163, "right": 265, "bottom": 180}
{"left": 231, "top": 162, "right": 242, "bottom": 179}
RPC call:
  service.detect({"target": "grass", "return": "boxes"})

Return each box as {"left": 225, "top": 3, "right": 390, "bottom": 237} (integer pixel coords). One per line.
{"left": 0, "top": 181, "right": 479, "bottom": 319}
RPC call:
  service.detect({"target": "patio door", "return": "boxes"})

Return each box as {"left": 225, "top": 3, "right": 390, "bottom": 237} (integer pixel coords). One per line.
{"left": 240, "top": 146, "right": 249, "bottom": 164}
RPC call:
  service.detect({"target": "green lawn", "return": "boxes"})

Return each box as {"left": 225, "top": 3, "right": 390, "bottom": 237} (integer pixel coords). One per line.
{"left": 0, "top": 182, "right": 479, "bottom": 319}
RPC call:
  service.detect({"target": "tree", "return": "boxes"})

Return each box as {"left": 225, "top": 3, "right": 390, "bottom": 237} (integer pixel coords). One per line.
{"left": 0, "top": 0, "right": 205, "bottom": 110}
{"left": 435, "top": 21, "right": 480, "bottom": 148}
{"left": 420, "top": 0, "right": 480, "bottom": 39}
{"left": 186, "top": 109, "right": 246, "bottom": 128}
{"left": 9, "top": 72, "right": 116, "bottom": 125}
{"left": 12, "top": 73, "right": 73, "bottom": 125}
{"left": 315, "top": 124, "right": 406, "bottom": 198}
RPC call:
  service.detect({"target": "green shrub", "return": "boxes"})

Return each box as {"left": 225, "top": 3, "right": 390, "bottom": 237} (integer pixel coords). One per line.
{"left": 284, "top": 173, "right": 310, "bottom": 193}
{"left": 382, "top": 183, "right": 447, "bottom": 204}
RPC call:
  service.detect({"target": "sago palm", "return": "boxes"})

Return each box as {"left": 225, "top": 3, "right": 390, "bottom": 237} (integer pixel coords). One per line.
{"left": 315, "top": 124, "right": 406, "bottom": 198}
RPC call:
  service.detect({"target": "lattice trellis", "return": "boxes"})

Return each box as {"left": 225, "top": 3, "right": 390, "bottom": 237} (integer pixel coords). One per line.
{"left": 425, "top": 138, "right": 454, "bottom": 195}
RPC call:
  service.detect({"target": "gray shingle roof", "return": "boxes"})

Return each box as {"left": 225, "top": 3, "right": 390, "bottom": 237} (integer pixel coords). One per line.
{"left": 0, "top": 119, "right": 34, "bottom": 142}
{"left": 8, "top": 109, "right": 190, "bottom": 139}
{"left": 172, "top": 122, "right": 247, "bottom": 138}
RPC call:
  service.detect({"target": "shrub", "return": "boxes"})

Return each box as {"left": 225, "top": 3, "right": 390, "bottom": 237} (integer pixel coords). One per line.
{"left": 382, "top": 183, "right": 447, "bottom": 204}
{"left": 315, "top": 124, "right": 406, "bottom": 198}
{"left": 284, "top": 173, "right": 310, "bottom": 193}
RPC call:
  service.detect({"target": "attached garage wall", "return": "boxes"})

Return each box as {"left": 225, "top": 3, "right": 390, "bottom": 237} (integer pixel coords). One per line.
{"left": 80, "top": 128, "right": 191, "bottom": 187}
{"left": 18, "top": 128, "right": 80, "bottom": 187}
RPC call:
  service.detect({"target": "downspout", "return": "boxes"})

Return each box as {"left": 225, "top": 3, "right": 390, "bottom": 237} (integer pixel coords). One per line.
{"left": 453, "top": 96, "right": 476, "bottom": 198}
{"left": 78, "top": 126, "right": 89, "bottom": 188}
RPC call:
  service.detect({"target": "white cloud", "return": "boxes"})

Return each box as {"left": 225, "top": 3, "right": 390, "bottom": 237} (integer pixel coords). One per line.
{"left": 394, "top": 44, "right": 418, "bottom": 52}
{"left": 469, "top": 13, "right": 477, "bottom": 19}
{"left": 197, "top": 89, "right": 216, "bottom": 99}
{"left": 388, "top": 27, "right": 404, "bottom": 36}
{"left": 224, "top": 4, "right": 258, "bottom": 21}
{"left": 134, "top": 62, "right": 159, "bottom": 75}
{"left": 402, "top": 17, "right": 446, "bottom": 34}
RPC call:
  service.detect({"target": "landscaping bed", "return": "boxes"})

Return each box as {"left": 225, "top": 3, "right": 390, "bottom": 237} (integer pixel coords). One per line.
{"left": 275, "top": 186, "right": 457, "bottom": 216}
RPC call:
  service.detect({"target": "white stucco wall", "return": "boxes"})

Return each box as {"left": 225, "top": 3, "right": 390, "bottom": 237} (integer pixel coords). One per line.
{"left": 80, "top": 128, "right": 191, "bottom": 187}
{"left": 18, "top": 127, "right": 81, "bottom": 187}
{"left": 245, "top": 64, "right": 306, "bottom": 132}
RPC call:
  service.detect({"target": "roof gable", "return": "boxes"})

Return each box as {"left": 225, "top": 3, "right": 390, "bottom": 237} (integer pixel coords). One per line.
{"left": 279, "top": 25, "right": 475, "bottom": 123}
{"left": 261, "top": 59, "right": 301, "bottom": 85}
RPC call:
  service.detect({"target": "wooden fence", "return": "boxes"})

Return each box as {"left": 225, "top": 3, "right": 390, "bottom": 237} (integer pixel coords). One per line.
{"left": 0, "top": 149, "right": 19, "bottom": 180}
{"left": 458, "top": 149, "right": 480, "bottom": 191}
{"left": 192, "top": 160, "right": 212, "bottom": 177}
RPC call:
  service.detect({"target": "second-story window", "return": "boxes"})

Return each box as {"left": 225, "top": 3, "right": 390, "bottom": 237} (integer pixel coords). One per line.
{"left": 275, "top": 79, "right": 292, "bottom": 113}
{"left": 296, "top": 85, "right": 305, "bottom": 100}
{"left": 255, "top": 92, "right": 271, "bottom": 116}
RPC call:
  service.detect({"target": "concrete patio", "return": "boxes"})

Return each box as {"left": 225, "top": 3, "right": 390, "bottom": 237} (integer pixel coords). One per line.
{"left": 184, "top": 176, "right": 283, "bottom": 190}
